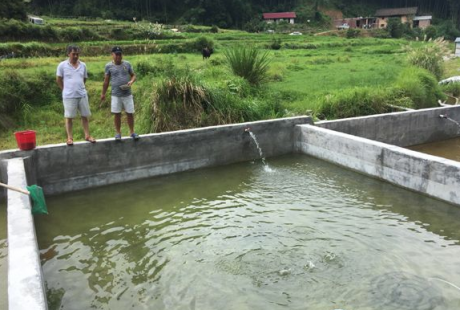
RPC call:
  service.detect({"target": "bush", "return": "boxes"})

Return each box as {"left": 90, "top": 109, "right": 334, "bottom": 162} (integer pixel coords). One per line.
{"left": 387, "top": 18, "right": 405, "bottom": 38}
{"left": 148, "top": 71, "right": 210, "bottom": 132}
{"left": 435, "top": 20, "right": 460, "bottom": 41}
{"left": 405, "top": 37, "right": 448, "bottom": 80}
{"left": 404, "top": 25, "right": 423, "bottom": 39}
{"left": 243, "top": 18, "right": 266, "bottom": 33}
{"left": 210, "top": 25, "right": 219, "bottom": 33}
{"left": 186, "top": 36, "right": 214, "bottom": 52}
{"left": 394, "top": 66, "right": 445, "bottom": 109}
{"left": 371, "top": 29, "right": 391, "bottom": 38}
{"left": 317, "top": 87, "right": 391, "bottom": 119}
{"left": 424, "top": 26, "right": 437, "bottom": 40}
{"left": 136, "top": 68, "right": 282, "bottom": 133}
{"left": 135, "top": 67, "right": 285, "bottom": 133}
{"left": 346, "top": 28, "right": 360, "bottom": 39}
{"left": 269, "top": 38, "right": 282, "bottom": 50}
{"left": 224, "top": 46, "right": 271, "bottom": 86}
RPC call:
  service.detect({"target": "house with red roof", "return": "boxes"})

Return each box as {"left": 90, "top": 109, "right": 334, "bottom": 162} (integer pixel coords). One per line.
{"left": 263, "top": 12, "right": 296, "bottom": 24}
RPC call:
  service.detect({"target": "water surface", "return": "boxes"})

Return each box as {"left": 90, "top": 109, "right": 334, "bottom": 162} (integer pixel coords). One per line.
{"left": 35, "top": 155, "right": 460, "bottom": 310}
{"left": 408, "top": 137, "right": 460, "bottom": 162}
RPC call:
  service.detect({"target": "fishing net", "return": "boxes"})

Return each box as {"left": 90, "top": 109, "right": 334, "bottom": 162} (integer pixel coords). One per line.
{"left": 27, "top": 185, "right": 48, "bottom": 215}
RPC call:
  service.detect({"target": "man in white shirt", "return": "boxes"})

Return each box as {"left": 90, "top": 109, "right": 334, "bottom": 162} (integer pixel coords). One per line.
{"left": 56, "top": 45, "right": 96, "bottom": 146}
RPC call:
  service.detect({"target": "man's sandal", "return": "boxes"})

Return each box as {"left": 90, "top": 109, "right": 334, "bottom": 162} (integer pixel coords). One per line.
{"left": 66, "top": 138, "right": 74, "bottom": 146}
{"left": 85, "top": 136, "right": 96, "bottom": 143}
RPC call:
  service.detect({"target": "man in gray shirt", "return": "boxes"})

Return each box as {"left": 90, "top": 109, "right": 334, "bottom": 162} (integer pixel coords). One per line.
{"left": 56, "top": 45, "right": 96, "bottom": 145}
{"left": 101, "top": 46, "right": 139, "bottom": 141}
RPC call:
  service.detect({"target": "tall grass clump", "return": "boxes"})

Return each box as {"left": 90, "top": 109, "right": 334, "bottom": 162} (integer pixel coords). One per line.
{"left": 317, "top": 87, "right": 391, "bottom": 119}
{"left": 136, "top": 69, "right": 285, "bottom": 133}
{"left": 189, "top": 36, "right": 214, "bottom": 51}
{"left": 224, "top": 46, "right": 271, "bottom": 86}
{"left": 394, "top": 67, "right": 445, "bottom": 109}
{"left": 405, "top": 37, "right": 449, "bottom": 80}
{"left": 138, "top": 70, "right": 212, "bottom": 132}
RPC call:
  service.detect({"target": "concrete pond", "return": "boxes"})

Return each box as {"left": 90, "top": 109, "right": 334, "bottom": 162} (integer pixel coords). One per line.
{"left": 1, "top": 106, "right": 460, "bottom": 310}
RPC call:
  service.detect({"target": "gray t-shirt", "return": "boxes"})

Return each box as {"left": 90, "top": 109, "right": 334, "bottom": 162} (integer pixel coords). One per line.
{"left": 104, "top": 60, "right": 134, "bottom": 97}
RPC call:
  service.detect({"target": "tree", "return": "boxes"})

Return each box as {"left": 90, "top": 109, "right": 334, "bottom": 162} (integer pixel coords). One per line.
{"left": 387, "top": 17, "right": 404, "bottom": 38}
{"left": 0, "top": 0, "right": 27, "bottom": 20}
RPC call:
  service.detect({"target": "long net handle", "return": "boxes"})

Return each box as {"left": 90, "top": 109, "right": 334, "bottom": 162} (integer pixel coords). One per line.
{"left": 0, "top": 182, "right": 30, "bottom": 195}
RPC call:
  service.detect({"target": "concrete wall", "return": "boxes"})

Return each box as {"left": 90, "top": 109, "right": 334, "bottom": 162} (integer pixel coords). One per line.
{"left": 296, "top": 124, "right": 460, "bottom": 206}
{"left": 6, "top": 158, "right": 47, "bottom": 310}
{"left": 1, "top": 117, "right": 312, "bottom": 310}
{"left": 317, "top": 106, "right": 460, "bottom": 147}
{"left": 0, "top": 117, "right": 312, "bottom": 197}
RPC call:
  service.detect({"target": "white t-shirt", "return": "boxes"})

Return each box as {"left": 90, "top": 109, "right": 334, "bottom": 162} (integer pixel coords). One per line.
{"left": 56, "top": 60, "right": 88, "bottom": 99}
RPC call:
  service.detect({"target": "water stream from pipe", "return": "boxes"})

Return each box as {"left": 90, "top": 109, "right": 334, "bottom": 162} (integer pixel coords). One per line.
{"left": 248, "top": 131, "right": 273, "bottom": 172}
{"left": 446, "top": 117, "right": 460, "bottom": 133}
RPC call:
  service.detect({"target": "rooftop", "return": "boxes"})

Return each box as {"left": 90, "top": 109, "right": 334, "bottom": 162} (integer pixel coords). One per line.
{"left": 413, "top": 16, "right": 432, "bottom": 21}
{"left": 263, "top": 12, "right": 296, "bottom": 19}
{"left": 375, "top": 7, "right": 418, "bottom": 17}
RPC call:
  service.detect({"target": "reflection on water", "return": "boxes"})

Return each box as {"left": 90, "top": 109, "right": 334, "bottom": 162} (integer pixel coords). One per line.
{"left": 35, "top": 155, "right": 460, "bottom": 310}
{"left": 408, "top": 137, "right": 460, "bottom": 162}
{"left": 0, "top": 201, "right": 7, "bottom": 310}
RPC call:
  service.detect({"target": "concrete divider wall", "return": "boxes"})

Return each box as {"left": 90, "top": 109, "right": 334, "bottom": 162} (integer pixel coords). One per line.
{"left": 295, "top": 125, "right": 460, "bottom": 206}
{"left": 6, "top": 158, "right": 48, "bottom": 310}
{"left": 316, "top": 106, "right": 460, "bottom": 146}
{"left": 0, "top": 117, "right": 312, "bottom": 197}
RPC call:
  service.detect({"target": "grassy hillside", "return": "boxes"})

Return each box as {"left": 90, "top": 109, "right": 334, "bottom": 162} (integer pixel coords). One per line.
{"left": 0, "top": 20, "right": 452, "bottom": 150}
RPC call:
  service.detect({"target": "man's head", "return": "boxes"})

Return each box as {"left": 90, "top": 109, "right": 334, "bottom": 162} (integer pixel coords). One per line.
{"left": 111, "top": 46, "right": 123, "bottom": 63}
{"left": 67, "top": 45, "right": 80, "bottom": 63}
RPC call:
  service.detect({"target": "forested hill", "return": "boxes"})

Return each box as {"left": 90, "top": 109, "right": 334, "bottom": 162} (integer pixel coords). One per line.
{"left": 3, "top": 0, "right": 460, "bottom": 29}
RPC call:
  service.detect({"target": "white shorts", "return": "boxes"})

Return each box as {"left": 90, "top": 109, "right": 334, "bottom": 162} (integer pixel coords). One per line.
{"left": 63, "top": 95, "right": 91, "bottom": 118}
{"left": 111, "top": 95, "right": 135, "bottom": 114}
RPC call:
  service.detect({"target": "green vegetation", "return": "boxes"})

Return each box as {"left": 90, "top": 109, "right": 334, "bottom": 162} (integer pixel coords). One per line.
{"left": 406, "top": 37, "right": 449, "bottom": 80}
{"left": 224, "top": 46, "right": 270, "bottom": 86}
{"left": 21, "top": 0, "right": 460, "bottom": 32}
{"left": 394, "top": 67, "right": 446, "bottom": 109}
{"left": 317, "top": 87, "right": 391, "bottom": 119}
{"left": 0, "top": 18, "right": 454, "bottom": 150}
{"left": 0, "top": 0, "right": 26, "bottom": 20}
{"left": 441, "top": 82, "right": 460, "bottom": 97}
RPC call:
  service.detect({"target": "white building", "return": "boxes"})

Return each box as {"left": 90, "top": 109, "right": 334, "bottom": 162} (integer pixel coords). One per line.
{"left": 455, "top": 38, "right": 460, "bottom": 57}
{"left": 28, "top": 15, "right": 44, "bottom": 25}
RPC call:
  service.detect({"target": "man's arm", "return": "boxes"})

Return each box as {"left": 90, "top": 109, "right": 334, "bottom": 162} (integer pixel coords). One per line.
{"left": 56, "top": 76, "right": 64, "bottom": 91}
{"left": 100, "top": 74, "right": 110, "bottom": 103}
{"left": 127, "top": 72, "right": 136, "bottom": 87}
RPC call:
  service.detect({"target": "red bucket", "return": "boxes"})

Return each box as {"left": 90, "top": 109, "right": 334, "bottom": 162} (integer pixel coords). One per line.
{"left": 14, "top": 130, "right": 36, "bottom": 151}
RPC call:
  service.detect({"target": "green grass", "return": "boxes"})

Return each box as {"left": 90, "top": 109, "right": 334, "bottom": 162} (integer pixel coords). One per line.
{"left": 268, "top": 44, "right": 406, "bottom": 112}
{"left": 0, "top": 30, "right": 449, "bottom": 150}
